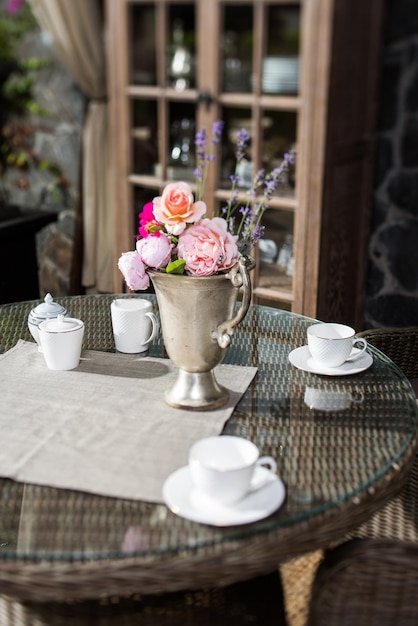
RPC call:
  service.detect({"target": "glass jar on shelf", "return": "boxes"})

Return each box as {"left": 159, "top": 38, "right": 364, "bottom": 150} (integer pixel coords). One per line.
{"left": 168, "top": 19, "right": 194, "bottom": 90}
{"left": 168, "top": 115, "right": 195, "bottom": 182}
{"left": 276, "top": 233, "right": 294, "bottom": 277}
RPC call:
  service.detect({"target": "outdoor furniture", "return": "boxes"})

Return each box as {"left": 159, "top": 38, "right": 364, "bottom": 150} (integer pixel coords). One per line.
{"left": 0, "top": 296, "right": 417, "bottom": 624}
{"left": 306, "top": 537, "right": 418, "bottom": 626}
{"left": 357, "top": 326, "right": 418, "bottom": 383}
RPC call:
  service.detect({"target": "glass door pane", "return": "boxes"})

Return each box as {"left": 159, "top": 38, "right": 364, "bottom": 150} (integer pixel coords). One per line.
{"left": 261, "top": 109, "right": 297, "bottom": 198}
{"left": 263, "top": 4, "right": 301, "bottom": 95}
{"left": 167, "top": 4, "right": 196, "bottom": 90}
{"left": 131, "top": 99, "right": 158, "bottom": 176}
{"left": 219, "top": 108, "right": 253, "bottom": 189}
{"left": 168, "top": 103, "right": 196, "bottom": 182}
{"left": 221, "top": 4, "right": 253, "bottom": 93}
{"left": 130, "top": 4, "right": 157, "bottom": 85}
{"left": 259, "top": 209, "right": 294, "bottom": 292}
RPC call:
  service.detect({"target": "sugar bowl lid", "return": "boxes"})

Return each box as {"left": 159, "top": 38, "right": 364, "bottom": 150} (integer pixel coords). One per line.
{"left": 28, "top": 293, "right": 67, "bottom": 326}
{"left": 39, "top": 314, "right": 83, "bottom": 333}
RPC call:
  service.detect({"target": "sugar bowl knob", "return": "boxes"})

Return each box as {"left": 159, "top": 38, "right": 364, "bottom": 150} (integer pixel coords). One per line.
{"left": 28, "top": 293, "right": 67, "bottom": 350}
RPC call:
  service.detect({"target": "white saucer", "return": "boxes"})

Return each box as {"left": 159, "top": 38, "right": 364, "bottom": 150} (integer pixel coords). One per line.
{"left": 162, "top": 466, "right": 286, "bottom": 526}
{"left": 288, "top": 345, "right": 373, "bottom": 376}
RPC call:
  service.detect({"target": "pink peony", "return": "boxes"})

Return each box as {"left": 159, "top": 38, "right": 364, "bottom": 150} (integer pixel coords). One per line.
{"left": 136, "top": 234, "right": 173, "bottom": 269}
{"left": 117, "top": 252, "right": 149, "bottom": 290}
{"left": 177, "top": 217, "right": 240, "bottom": 276}
{"left": 153, "top": 182, "right": 206, "bottom": 235}
{"left": 138, "top": 202, "right": 161, "bottom": 238}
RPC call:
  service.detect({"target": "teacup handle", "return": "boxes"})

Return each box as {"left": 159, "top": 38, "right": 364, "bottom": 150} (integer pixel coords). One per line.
{"left": 346, "top": 338, "right": 367, "bottom": 361}
{"left": 214, "top": 256, "right": 252, "bottom": 349}
{"left": 249, "top": 456, "right": 277, "bottom": 494}
{"left": 143, "top": 311, "right": 159, "bottom": 346}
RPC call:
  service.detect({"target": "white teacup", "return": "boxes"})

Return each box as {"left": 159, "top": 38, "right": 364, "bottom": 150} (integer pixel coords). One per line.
{"left": 307, "top": 323, "right": 367, "bottom": 368}
{"left": 38, "top": 314, "right": 84, "bottom": 370}
{"left": 304, "top": 386, "right": 365, "bottom": 412}
{"left": 111, "top": 298, "right": 159, "bottom": 354}
{"left": 188, "top": 436, "right": 277, "bottom": 505}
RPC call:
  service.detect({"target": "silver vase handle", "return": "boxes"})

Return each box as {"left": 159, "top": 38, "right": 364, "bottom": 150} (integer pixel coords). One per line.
{"left": 214, "top": 257, "right": 252, "bottom": 349}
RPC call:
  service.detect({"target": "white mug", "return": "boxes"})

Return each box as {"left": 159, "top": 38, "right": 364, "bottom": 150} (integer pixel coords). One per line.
{"left": 304, "top": 386, "right": 365, "bottom": 411}
{"left": 307, "top": 323, "right": 367, "bottom": 368}
{"left": 38, "top": 314, "right": 84, "bottom": 370}
{"left": 188, "top": 436, "right": 277, "bottom": 505}
{"left": 111, "top": 298, "right": 159, "bottom": 354}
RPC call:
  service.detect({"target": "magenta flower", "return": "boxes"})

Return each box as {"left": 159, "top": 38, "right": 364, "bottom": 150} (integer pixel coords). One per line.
{"left": 177, "top": 217, "right": 239, "bottom": 277}
{"left": 6, "top": 0, "right": 25, "bottom": 14}
{"left": 136, "top": 234, "right": 173, "bottom": 269}
{"left": 117, "top": 252, "right": 150, "bottom": 290}
{"left": 138, "top": 202, "right": 161, "bottom": 238}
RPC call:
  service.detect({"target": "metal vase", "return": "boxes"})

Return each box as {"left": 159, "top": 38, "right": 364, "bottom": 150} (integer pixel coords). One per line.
{"left": 149, "top": 257, "right": 252, "bottom": 410}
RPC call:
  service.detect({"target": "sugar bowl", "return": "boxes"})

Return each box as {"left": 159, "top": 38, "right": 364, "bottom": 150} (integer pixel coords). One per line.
{"left": 28, "top": 293, "right": 67, "bottom": 349}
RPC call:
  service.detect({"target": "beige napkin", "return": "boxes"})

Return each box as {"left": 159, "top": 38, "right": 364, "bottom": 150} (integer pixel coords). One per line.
{"left": 0, "top": 341, "right": 257, "bottom": 503}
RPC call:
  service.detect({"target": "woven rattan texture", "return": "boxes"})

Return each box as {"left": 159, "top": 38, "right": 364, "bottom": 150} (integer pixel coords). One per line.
{"left": 346, "top": 326, "right": 418, "bottom": 543}
{"left": 358, "top": 327, "right": 418, "bottom": 380}
{"left": 0, "top": 297, "right": 417, "bottom": 601}
{"left": 0, "top": 570, "right": 286, "bottom": 626}
{"left": 307, "top": 538, "right": 418, "bottom": 626}
{"left": 280, "top": 550, "right": 324, "bottom": 626}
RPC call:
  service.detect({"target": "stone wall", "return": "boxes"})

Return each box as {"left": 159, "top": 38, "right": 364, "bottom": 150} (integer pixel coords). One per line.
{"left": 1, "top": 7, "right": 86, "bottom": 299}
{"left": 364, "top": 0, "right": 418, "bottom": 327}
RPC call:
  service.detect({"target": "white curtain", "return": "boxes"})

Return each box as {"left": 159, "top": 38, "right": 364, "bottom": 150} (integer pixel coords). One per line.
{"left": 28, "top": 0, "right": 113, "bottom": 293}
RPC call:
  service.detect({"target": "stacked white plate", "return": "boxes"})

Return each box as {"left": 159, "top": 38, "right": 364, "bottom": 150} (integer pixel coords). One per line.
{"left": 262, "top": 56, "right": 299, "bottom": 94}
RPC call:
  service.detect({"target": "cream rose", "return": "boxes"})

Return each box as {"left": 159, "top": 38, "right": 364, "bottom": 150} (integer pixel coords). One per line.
{"left": 153, "top": 182, "right": 206, "bottom": 235}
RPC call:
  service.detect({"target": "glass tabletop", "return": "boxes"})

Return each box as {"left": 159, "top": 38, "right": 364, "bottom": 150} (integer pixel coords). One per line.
{"left": 0, "top": 294, "right": 416, "bottom": 598}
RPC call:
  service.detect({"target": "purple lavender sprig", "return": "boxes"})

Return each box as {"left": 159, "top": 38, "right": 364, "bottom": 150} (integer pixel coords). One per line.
{"left": 194, "top": 120, "right": 296, "bottom": 255}
{"left": 220, "top": 147, "right": 296, "bottom": 255}
{"left": 194, "top": 121, "right": 224, "bottom": 201}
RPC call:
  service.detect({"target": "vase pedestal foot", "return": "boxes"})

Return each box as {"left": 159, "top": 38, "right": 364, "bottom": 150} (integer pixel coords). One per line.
{"left": 165, "top": 369, "right": 229, "bottom": 410}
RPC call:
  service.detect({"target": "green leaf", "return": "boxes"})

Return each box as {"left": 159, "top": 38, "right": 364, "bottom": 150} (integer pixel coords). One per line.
{"left": 165, "top": 260, "right": 186, "bottom": 274}
{"left": 16, "top": 152, "right": 28, "bottom": 167}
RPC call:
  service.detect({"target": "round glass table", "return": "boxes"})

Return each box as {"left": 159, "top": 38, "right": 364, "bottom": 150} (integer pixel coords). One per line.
{"left": 0, "top": 294, "right": 417, "bottom": 602}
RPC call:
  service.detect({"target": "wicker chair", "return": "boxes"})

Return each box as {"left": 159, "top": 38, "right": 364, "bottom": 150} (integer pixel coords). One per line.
{"left": 357, "top": 326, "right": 418, "bottom": 382}
{"left": 306, "top": 538, "right": 418, "bottom": 626}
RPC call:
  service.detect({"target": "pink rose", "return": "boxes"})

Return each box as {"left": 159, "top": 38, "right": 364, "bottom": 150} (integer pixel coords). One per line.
{"left": 117, "top": 252, "right": 150, "bottom": 290}
{"left": 136, "top": 234, "right": 173, "bottom": 269}
{"left": 177, "top": 217, "right": 240, "bottom": 276}
{"left": 153, "top": 182, "right": 206, "bottom": 235}
{"left": 138, "top": 202, "right": 161, "bottom": 238}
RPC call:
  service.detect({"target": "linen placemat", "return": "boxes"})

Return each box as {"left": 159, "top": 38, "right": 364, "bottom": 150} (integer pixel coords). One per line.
{"left": 0, "top": 341, "right": 257, "bottom": 503}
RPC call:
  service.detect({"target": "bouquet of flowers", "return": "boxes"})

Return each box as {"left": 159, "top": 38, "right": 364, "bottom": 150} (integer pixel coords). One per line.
{"left": 118, "top": 121, "right": 295, "bottom": 291}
